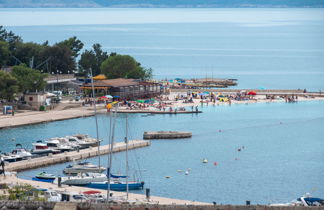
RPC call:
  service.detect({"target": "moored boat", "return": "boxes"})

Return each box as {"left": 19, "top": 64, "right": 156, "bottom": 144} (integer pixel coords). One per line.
{"left": 86, "top": 180, "right": 145, "bottom": 191}
{"left": 60, "top": 173, "right": 107, "bottom": 186}
{"left": 63, "top": 162, "right": 106, "bottom": 174}
{"left": 269, "top": 193, "right": 324, "bottom": 206}
{"left": 32, "top": 172, "right": 56, "bottom": 183}
{"left": 31, "top": 141, "right": 58, "bottom": 155}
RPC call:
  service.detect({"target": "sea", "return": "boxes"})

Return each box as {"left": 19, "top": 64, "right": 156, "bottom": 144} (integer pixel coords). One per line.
{"left": 1, "top": 8, "right": 324, "bottom": 90}
{"left": 0, "top": 8, "right": 324, "bottom": 204}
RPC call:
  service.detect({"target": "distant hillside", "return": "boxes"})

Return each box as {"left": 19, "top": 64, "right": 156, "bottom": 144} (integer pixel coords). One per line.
{"left": 1, "top": 0, "right": 324, "bottom": 8}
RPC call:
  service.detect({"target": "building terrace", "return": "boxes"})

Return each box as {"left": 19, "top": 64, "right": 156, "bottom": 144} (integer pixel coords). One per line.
{"left": 81, "top": 78, "right": 162, "bottom": 100}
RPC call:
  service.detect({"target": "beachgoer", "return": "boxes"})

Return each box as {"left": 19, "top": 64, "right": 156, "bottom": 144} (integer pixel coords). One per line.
{"left": 0, "top": 156, "right": 5, "bottom": 176}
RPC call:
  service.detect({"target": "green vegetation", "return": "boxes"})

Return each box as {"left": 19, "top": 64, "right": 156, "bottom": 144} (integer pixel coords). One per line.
{"left": 0, "top": 26, "right": 153, "bottom": 101}
{"left": 0, "top": 71, "right": 19, "bottom": 101}
{"left": 0, "top": 26, "right": 153, "bottom": 79}
{"left": 78, "top": 43, "right": 108, "bottom": 76}
{"left": 12, "top": 65, "right": 47, "bottom": 93}
{"left": 101, "top": 54, "right": 152, "bottom": 80}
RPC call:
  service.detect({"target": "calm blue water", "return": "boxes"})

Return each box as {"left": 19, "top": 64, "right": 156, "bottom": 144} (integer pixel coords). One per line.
{"left": 1, "top": 8, "right": 324, "bottom": 90}
{"left": 1, "top": 101, "right": 324, "bottom": 204}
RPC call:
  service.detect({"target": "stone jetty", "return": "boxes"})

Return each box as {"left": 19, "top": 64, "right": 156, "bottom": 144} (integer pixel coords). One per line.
{"left": 5, "top": 140, "right": 150, "bottom": 172}
{"left": 143, "top": 131, "right": 192, "bottom": 139}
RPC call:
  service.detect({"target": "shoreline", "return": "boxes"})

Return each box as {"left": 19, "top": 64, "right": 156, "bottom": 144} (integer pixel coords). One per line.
{"left": 1, "top": 90, "right": 323, "bottom": 130}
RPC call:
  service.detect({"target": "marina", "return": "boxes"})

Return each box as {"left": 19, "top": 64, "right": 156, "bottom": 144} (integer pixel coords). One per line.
{"left": 1, "top": 100, "right": 321, "bottom": 204}
{"left": 1, "top": 7, "right": 324, "bottom": 208}
{"left": 5, "top": 140, "right": 150, "bottom": 172}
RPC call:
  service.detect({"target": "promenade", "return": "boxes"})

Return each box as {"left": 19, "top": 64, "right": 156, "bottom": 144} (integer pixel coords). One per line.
{"left": 0, "top": 174, "right": 209, "bottom": 205}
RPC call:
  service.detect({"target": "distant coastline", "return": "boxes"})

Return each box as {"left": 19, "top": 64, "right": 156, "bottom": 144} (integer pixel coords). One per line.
{"left": 1, "top": 0, "right": 324, "bottom": 8}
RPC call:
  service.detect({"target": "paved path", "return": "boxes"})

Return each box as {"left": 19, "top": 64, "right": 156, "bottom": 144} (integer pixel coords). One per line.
{"left": 0, "top": 174, "right": 210, "bottom": 205}
{"left": 0, "top": 107, "right": 105, "bottom": 129}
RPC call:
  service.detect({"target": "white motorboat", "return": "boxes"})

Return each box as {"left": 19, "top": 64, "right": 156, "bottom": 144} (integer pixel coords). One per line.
{"left": 1, "top": 153, "right": 22, "bottom": 162}
{"left": 63, "top": 162, "right": 106, "bottom": 174}
{"left": 11, "top": 144, "right": 33, "bottom": 159}
{"left": 73, "top": 134, "right": 100, "bottom": 148}
{"left": 31, "top": 141, "right": 58, "bottom": 155}
{"left": 270, "top": 193, "right": 324, "bottom": 206}
{"left": 45, "top": 139, "right": 73, "bottom": 152}
{"left": 60, "top": 173, "right": 107, "bottom": 186}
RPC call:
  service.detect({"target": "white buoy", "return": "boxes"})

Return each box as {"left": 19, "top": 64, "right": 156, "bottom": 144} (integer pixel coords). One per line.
{"left": 203, "top": 158, "right": 208, "bottom": 163}
{"left": 185, "top": 171, "right": 189, "bottom": 175}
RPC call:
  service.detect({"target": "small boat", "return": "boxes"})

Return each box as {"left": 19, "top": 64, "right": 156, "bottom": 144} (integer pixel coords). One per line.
{"left": 86, "top": 180, "right": 145, "bottom": 191}
{"left": 60, "top": 173, "right": 107, "bottom": 186}
{"left": 45, "top": 139, "right": 73, "bottom": 152}
{"left": 32, "top": 172, "right": 56, "bottom": 183}
{"left": 270, "top": 193, "right": 324, "bottom": 206}
{"left": 1, "top": 153, "right": 22, "bottom": 162}
{"left": 31, "top": 141, "right": 58, "bottom": 155}
{"left": 63, "top": 162, "right": 106, "bottom": 174}
{"left": 11, "top": 144, "right": 33, "bottom": 159}
{"left": 73, "top": 134, "right": 100, "bottom": 148}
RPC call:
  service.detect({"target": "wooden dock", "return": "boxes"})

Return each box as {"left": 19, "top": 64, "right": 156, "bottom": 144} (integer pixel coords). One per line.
{"left": 5, "top": 140, "right": 150, "bottom": 172}
{"left": 143, "top": 131, "right": 192, "bottom": 139}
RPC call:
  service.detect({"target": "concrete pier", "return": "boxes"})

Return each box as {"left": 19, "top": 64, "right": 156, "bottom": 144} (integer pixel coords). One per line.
{"left": 143, "top": 131, "right": 192, "bottom": 139}
{"left": 5, "top": 140, "right": 150, "bottom": 172}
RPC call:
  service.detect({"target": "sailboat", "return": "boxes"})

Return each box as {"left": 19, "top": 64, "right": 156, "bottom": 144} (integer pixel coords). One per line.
{"left": 86, "top": 107, "right": 145, "bottom": 192}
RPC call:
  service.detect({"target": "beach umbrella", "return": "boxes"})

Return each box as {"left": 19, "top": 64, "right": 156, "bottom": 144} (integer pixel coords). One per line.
{"left": 199, "top": 92, "right": 207, "bottom": 96}
{"left": 136, "top": 100, "right": 145, "bottom": 103}
{"left": 248, "top": 91, "right": 257, "bottom": 95}
{"left": 105, "top": 95, "right": 113, "bottom": 98}
{"left": 100, "top": 96, "right": 108, "bottom": 99}
{"left": 113, "top": 95, "right": 120, "bottom": 98}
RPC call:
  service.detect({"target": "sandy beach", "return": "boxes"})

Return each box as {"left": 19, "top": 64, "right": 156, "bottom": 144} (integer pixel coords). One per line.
{"left": 1, "top": 90, "right": 323, "bottom": 129}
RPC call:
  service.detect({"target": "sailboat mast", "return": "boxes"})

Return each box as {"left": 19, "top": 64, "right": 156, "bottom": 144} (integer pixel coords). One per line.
{"left": 90, "top": 68, "right": 101, "bottom": 168}
{"left": 106, "top": 104, "right": 118, "bottom": 202}
{"left": 125, "top": 114, "right": 129, "bottom": 199}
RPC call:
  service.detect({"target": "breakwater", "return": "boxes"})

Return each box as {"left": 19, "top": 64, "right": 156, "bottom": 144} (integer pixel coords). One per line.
{"left": 5, "top": 140, "right": 150, "bottom": 172}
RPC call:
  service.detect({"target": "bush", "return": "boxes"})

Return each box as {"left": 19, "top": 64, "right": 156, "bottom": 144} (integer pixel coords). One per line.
{"left": 39, "top": 105, "right": 46, "bottom": 111}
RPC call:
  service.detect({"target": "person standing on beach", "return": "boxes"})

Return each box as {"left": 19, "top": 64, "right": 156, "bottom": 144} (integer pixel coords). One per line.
{"left": 0, "top": 155, "right": 5, "bottom": 176}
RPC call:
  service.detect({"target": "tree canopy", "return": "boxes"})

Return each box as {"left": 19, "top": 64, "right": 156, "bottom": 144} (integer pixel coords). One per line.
{"left": 100, "top": 54, "right": 152, "bottom": 80}
{"left": 0, "top": 26, "right": 153, "bottom": 81}
{"left": 0, "top": 70, "right": 19, "bottom": 101}
{"left": 78, "top": 43, "right": 108, "bottom": 76}
{"left": 11, "top": 65, "right": 47, "bottom": 93}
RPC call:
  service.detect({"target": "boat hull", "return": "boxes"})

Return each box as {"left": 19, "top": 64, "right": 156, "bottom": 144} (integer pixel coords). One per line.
{"left": 63, "top": 168, "right": 106, "bottom": 175}
{"left": 86, "top": 182, "right": 144, "bottom": 191}
{"left": 32, "top": 177, "right": 55, "bottom": 183}
{"left": 61, "top": 176, "right": 107, "bottom": 186}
